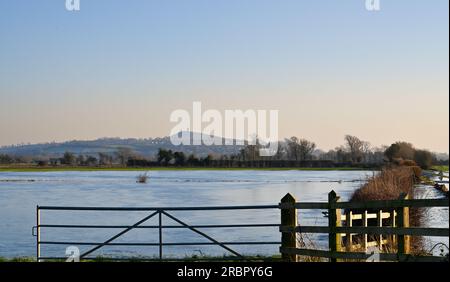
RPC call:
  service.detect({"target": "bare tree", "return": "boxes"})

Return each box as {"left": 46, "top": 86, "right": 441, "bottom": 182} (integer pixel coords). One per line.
{"left": 286, "top": 137, "right": 301, "bottom": 161}
{"left": 98, "top": 152, "right": 113, "bottom": 166}
{"left": 115, "top": 147, "right": 135, "bottom": 166}
{"left": 0, "top": 154, "right": 13, "bottom": 164}
{"left": 372, "top": 146, "right": 388, "bottom": 163}
{"left": 298, "top": 139, "right": 316, "bottom": 161}
{"left": 335, "top": 146, "right": 351, "bottom": 163}
{"left": 361, "top": 141, "right": 372, "bottom": 163}
{"left": 61, "top": 151, "right": 76, "bottom": 165}
{"left": 76, "top": 154, "right": 85, "bottom": 166}
{"left": 344, "top": 135, "right": 364, "bottom": 163}
{"left": 273, "top": 142, "right": 287, "bottom": 160}
{"left": 240, "top": 139, "right": 261, "bottom": 161}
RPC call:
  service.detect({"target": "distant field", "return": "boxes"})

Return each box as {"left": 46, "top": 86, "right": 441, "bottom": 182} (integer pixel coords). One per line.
{"left": 0, "top": 165, "right": 371, "bottom": 172}
{"left": 432, "top": 165, "right": 449, "bottom": 172}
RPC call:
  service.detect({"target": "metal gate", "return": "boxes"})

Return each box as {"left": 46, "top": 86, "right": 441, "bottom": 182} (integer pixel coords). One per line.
{"left": 33, "top": 204, "right": 281, "bottom": 261}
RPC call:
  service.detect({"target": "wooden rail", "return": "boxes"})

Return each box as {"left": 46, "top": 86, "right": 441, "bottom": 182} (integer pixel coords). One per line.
{"left": 279, "top": 191, "right": 449, "bottom": 262}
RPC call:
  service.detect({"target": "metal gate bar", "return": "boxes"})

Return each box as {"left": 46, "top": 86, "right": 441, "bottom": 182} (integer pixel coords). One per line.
{"left": 80, "top": 210, "right": 159, "bottom": 258}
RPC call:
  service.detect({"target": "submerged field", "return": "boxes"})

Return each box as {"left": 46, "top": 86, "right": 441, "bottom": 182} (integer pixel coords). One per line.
{"left": 0, "top": 170, "right": 447, "bottom": 260}
{"left": 0, "top": 166, "right": 369, "bottom": 172}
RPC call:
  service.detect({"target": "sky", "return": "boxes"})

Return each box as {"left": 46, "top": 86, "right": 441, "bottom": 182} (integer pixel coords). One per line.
{"left": 0, "top": 0, "right": 448, "bottom": 152}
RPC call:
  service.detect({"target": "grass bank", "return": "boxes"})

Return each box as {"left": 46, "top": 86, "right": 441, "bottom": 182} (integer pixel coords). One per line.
{"left": 0, "top": 257, "right": 35, "bottom": 262}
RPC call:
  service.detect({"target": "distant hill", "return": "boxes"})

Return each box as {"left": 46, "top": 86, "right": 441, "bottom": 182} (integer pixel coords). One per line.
{"left": 0, "top": 132, "right": 244, "bottom": 158}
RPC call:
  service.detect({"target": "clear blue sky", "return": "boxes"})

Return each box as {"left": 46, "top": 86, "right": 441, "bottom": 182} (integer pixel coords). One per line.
{"left": 0, "top": 0, "right": 448, "bottom": 152}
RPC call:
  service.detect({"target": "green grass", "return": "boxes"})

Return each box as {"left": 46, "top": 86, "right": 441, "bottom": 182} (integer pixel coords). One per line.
{"left": 0, "top": 166, "right": 373, "bottom": 172}
{"left": 0, "top": 257, "right": 35, "bottom": 262}
{"left": 432, "top": 165, "right": 449, "bottom": 173}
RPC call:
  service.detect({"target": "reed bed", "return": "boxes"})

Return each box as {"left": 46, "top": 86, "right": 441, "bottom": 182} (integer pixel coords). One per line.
{"left": 350, "top": 166, "right": 425, "bottom": 254}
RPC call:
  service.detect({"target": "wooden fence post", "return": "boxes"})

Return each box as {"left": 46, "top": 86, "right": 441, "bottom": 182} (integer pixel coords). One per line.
{"left": 396, "top": 193, "right": 410, "bottom": 257}
{"left": 328, "top": 191, "right": 342, "bottom": 262}
{"left": 345, "top": 211, "right": 353, "bottom": 252}
{"left": 362, "top": 210, "right": 368, "bottom": 252}
{"left": 390, "top": 210, "right": 396, "bottom": 246}
{"left": 281, "top": 193, "right": 298, "bottom": 262}
{"left": 377, "top": 210, "right": 383, "bottom": 251}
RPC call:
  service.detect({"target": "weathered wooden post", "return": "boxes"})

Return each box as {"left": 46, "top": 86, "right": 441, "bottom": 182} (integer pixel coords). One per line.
{"left": 345, "top": 211, "right": 353, "bottom": 252}
{"left": 396, "top": 193, "right": 410, "bottom": 257}
{"left": 328, "top": 191, "right": 342, "bottom": 262}
{"left": 362, "top": 210, "right": 368, "bottom": 252}
{"left": 280, "top": 193, "right": 298, "bottom": 262}
{"left": 390, "top": 210, "right": 397, "bottom": 245}
{"left": 377, "top": 210, "right": 383, "bottom": 251}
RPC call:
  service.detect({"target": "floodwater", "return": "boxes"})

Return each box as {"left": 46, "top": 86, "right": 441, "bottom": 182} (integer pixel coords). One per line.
{"left": 0, "top": 170, "right": 447, "bottom": 259}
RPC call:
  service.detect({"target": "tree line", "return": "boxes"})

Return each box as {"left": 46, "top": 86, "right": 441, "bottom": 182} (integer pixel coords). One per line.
{"left": 0, "top": 135, "right": 447, "bottom": 169}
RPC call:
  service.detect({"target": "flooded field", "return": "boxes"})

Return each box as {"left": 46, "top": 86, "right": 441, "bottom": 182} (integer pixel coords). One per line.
{"left": 0, "top": 170, "right": 447, "bottom": 259}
